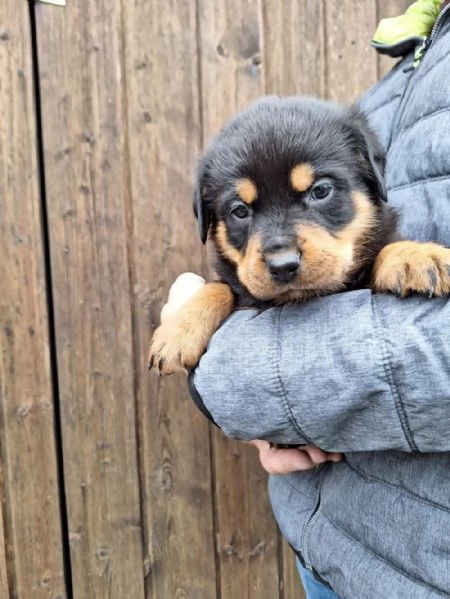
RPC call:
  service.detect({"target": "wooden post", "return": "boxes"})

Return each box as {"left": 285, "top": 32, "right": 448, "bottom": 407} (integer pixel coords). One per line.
{"left": 0, "top": 1, "right": 67, "bottom": 597}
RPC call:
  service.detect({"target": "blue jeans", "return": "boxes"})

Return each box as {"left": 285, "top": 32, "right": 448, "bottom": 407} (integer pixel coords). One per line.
{"left": 297, "top": 561, "right": 340, "bottom": 599}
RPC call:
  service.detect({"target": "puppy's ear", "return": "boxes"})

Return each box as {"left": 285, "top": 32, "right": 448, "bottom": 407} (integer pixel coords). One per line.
{"left": 193, "top": 159, "right": 213, "bottom": 244}
{"left": 349, "top": 107, "right": 387, "bottom": 203}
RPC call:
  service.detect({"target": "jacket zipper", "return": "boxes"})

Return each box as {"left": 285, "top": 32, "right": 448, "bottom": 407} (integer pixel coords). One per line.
{"left": 300, "top": 464, "right": 331, "bottom": 570}
{"left": 414, "top": 2, "right": 450, "bottom": 66}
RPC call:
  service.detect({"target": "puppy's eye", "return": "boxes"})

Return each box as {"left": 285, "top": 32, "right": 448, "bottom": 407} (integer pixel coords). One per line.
{"left": 311, "top": 181, "right": 333, "bottom": 201}
{"left": 231, "top": 205, "right": 250, "bottom": 219}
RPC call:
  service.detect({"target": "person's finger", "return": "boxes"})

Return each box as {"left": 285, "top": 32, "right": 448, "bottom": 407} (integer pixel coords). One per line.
{"left": 301, "top": 444, "right": 344, "bottom": 465}
{"left": 250, "top": 440, "right": 317, "bottom": 474}
{"left": 249, "top": 440, "right": 343, "bottom": 474}
{"left": 327, "top": 452, "right": 344, "bottom": 463}
{"left": 300, "top": 444, "right": 330, "bottom": 465}
{"left": 260, "top": 448, "right": 316, "bottom": 474}
{"left": 297, "top": 445, "right": 343, "bottom": 464}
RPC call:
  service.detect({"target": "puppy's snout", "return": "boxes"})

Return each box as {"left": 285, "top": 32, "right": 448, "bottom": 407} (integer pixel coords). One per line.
{"left": 266, "top": 251, "right": 301, "bottom": 284}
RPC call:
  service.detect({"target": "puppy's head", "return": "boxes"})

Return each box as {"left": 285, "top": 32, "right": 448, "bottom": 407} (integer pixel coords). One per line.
{"left": 194, "top": 97, "right": 387, "bottom": 302}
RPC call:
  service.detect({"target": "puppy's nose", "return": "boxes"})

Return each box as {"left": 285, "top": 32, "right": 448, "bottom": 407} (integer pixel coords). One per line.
{"left": 266, "top": 251, "right": 301, "bottom": 284}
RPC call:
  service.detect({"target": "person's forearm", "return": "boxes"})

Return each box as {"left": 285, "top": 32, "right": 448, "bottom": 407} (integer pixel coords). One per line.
{"left": 190, "top": 290, "right": 450, "bottom": 453}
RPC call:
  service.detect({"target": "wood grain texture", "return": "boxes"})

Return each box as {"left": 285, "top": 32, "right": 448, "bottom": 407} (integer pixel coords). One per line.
{"left": 211, "top": 435, "right": 281, "bottom": 598}
{"left": 198, "top": 1, "right": 282, "bottom": 596}
{"left": 324, "top": 0, "right": 378, "bottom": 102}
{"left": 0, "top": 462, "right": 10, "bottom": 599}
{"left": 199, "top": 0, "right": 263, "bottom": 134}
{"left": 35, "top": 2, "right": 145, "bottom": 597}
{"left": 263, "top": 0, "right": 325, "bottom": 96}
{"left": 377, "top": 0, "right": 413, "bottom": 78}
{"left": 121, "top": 0, "right": 217, "bottom": 596}
{"left": 0, "top": 463, "right": 9, "bottom": 597}
{"left": 0, "top": 2, "right": 66, "bottom": 597}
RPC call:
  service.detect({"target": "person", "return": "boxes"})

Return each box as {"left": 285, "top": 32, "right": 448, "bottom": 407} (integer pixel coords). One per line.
{"left": 159, "top": 3, "right": 450, "bottom": 597}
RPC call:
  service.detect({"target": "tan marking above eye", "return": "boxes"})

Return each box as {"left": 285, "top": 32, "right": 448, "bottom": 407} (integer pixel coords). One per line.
{"left": 236, "top": 178, "right": 257, "bottom": 204}
{"left": 290, "top": 164, "right": 315, "bottom": 192}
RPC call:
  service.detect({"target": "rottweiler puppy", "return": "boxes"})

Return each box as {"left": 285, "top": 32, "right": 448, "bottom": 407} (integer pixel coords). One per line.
{"left": 149, "top": 97, "right": 450, "bottom": 375}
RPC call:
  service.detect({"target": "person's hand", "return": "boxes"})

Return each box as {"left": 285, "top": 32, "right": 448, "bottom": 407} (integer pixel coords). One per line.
{"left": 160, "top": 272, "right": 206, "bottom": 322}
{"left": 249, "top": 440, "right": 343, "bottom": 474}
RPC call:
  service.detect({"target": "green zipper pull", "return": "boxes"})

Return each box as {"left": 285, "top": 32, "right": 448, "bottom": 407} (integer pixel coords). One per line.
{"left": 413, "top": 2, "right": 450, "bottom": 67}
{"left": 413, "top": 37, "right": 430, "bottom": 67}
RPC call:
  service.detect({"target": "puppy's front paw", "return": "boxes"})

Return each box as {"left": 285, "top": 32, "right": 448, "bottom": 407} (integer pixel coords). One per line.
{"left": 148, "top": 282, "right": 235, "bottom": 375}
{"left": 149, "top": 314, "right": 209, "bottom": 375}
{"left": 372, "top": 241, "right": 450, "bottom": 297}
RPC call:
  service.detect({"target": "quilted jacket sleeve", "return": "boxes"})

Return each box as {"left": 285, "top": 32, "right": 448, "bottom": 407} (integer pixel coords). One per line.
{"left": 189, "top": 290, "right": 450, "bottom": 452}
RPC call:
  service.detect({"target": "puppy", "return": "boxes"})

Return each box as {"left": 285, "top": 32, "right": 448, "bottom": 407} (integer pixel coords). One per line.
{"left": 149, "top": 96, "right": 450, "bottom": 375}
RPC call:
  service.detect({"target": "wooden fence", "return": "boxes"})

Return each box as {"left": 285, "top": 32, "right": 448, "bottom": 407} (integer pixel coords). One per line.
{"left": 1, "top": 1, "right": 409, "bottom": 597}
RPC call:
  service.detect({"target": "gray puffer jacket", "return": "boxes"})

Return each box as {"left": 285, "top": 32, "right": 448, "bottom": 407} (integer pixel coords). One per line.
{"left": 190, "top": 13, "right": 450, "bottom": 599}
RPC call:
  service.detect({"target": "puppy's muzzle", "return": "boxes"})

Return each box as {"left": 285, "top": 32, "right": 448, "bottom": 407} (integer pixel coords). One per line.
{"left": 266, "top": 250, "right": 301, "bottom": 284}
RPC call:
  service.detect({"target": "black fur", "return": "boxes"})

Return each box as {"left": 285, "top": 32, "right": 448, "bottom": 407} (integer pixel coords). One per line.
{"left": 194, "top": 96, "right": 397, "bottom": 308}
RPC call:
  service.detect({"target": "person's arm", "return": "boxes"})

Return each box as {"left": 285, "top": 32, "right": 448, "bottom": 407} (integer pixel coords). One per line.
{"left": 156, "top": 272, "right": 343, "bottom": 471}
{"left": 190, "top": 289, "right": 450, "bottom": 453}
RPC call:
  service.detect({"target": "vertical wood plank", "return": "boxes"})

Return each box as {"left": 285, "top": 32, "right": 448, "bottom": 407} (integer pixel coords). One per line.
{"left": 122, "top": 0, "right": 217, "bottom": 596}
{"left": 0, "top": 2, "right": 67, "bottom": 597}
{"left": 35, "top": 2, "right": 145, "bottom": 597}
{"left": 324, "top": 1, "right": 378, "bottom": 103}
{"left": 0, "top": 463, "right": 9, "bottom": 597}
{"left": 200, "top": 0, "right": 263, "bottom": 132}
{"left": 377, "top": 0, "right": 413, "bottom": 78}
{"left": 199, "top": 3, "right": 282, "bottom": 597}
{"left": 263, "top": 0, "right": 325, "bottom": 97}
{"left": 212, "top": 436, "right": 281, "bottom": 598}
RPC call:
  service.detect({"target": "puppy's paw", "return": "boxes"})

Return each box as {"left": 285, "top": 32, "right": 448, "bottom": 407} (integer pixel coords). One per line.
{"left": 149, "top": 313, "right": 210, "bottom": 375}
{"left": 148, "top": 282, "right": 235, "bottom": 375}
{"left": 372, "top": 241, "right": 450, "bottom": 297}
